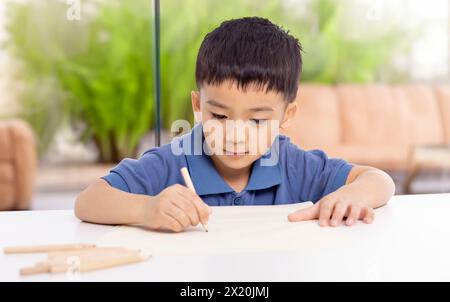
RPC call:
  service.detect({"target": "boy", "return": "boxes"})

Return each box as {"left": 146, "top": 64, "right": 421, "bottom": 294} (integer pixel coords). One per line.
{"left": 75, "top": 17, "right": 395, "bottom": 232}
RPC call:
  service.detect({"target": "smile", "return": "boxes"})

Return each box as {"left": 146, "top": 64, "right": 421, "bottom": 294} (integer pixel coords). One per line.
{"left": 223, "top": 149, "right": 248, "bottom": 156}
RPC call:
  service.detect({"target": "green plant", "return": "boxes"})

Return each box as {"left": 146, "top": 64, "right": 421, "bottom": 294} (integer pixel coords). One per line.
{"left": 4, "top": 0, "right": 415, "bottom": 162}
{"left": 291, "top": 0, "right": 415, "bottom": 83}
{"left": 5, "top": 0, "right": 155, "bottom": 162}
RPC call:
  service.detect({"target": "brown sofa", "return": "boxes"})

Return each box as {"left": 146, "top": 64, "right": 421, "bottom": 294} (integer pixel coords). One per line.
{"left": 281, "top": 84, "right": 450, "bottom": 171}
{"left": 0, "top": 119, "right": 37, "bottom": 210}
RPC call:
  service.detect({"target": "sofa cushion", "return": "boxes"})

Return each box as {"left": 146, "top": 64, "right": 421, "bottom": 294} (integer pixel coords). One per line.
{"left": 8, "top": 119, "right": 37, "bottom": 210}
{"left": 0, "top": 119, "right": 37, "bottom": 210}
{"left": 0, "top": 124, "right": 12, "bottom": 161}
{"left": 396, "top": 85, "right": 445, "bottom": 145}
{"left": 435, "top": 85, "right": 450, "bottom": 144}
{"left": 0, "top": 162, "right": 14, "bottom": 183}
{"left": 337, "top": 84, "right": 444, "bottom": 147}
{"left": 0, "top": 182, "right": 14, "bottom": 211}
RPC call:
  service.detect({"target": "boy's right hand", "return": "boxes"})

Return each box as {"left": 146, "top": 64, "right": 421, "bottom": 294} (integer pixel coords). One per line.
{"left": 140, "top": 184, "right": 212, "bottom": 232}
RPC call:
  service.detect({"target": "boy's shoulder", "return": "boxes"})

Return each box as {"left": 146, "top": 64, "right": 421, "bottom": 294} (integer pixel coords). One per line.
{"left": 277, "top": 134, "right": 329, "bottom": 161}
{"left": 139, "top": 141, "right": 186, "bottom": 168}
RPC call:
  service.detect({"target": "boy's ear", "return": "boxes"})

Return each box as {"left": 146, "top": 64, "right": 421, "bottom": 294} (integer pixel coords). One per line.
{"left": 279, "top": 101, "right": 297, "bottom": 129}
{"left": 191, "top": 90, "right": 202, "bottom": 123}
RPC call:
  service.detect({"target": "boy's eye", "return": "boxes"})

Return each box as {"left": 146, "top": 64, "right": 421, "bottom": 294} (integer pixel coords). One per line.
{"left": 251, "top": 119, "right": 267, "bottom": 125}
{"left": 211, "top": 113, "right": 227, "bottom": 120}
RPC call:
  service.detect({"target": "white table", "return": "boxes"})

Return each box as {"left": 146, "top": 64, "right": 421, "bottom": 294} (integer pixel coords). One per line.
{"left": 1, "top": 193, "right": 450, "bottom": 282}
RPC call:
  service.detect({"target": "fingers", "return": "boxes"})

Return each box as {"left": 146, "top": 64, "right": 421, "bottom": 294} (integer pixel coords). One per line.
{"left": 158, "top": 184, "right": 211, "bottom": 232}
{"left": 361, "top": 206, "right": 375, "bottom": 224}
{"left": 345, "top": 205, "right": 361, "bottom": 226}
{"left": 330, "top": 201, "right": 348, "bottom": 227}
{"left": 287, "top": 204, "right": 319, "bottom": 222}
{"left": 164, "top": 203, "right": 192, "bottom": 229}
{"left": 316, "top": 196, "right": 375, "bottom": 227}
{"left": 171, "top": 198, "right": 199, "bottom": 227}
{"left": 318, "top": 199, "right": 334, "bottom": 227}
{"left": 175, "top": 185, "right": 211, "bottom": 224}
{"left": 160, "top": 213, "right": 184, "bottom": 233}
{"left": 171, "top": 191, "right": 201, "bottom": 226}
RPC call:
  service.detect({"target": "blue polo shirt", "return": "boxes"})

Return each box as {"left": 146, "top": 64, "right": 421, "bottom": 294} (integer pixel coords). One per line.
{"left": 102, "top": 124, "right": 353, "bottom": 206}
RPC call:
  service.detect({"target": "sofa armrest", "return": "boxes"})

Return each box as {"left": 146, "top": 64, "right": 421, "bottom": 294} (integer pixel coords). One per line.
{"left": 0, "top": 119, "right": 37, "bottom": 210}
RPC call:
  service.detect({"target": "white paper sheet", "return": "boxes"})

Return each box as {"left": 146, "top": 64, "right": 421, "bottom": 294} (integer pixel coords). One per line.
{"left": 96, "top": 202, "right": 318, "bottom": 255}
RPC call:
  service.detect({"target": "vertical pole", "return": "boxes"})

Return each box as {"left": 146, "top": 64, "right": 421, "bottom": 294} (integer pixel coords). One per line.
{"left": 153, "top": 0, "right": 161, "bottom": 146}
{"left": 448, "top": 1, "right": 450, "bottom": 81}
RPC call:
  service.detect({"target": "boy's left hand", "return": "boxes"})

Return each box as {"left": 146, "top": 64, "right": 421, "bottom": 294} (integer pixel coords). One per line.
{"left": 287, "top": 188, "right": 375, "bottom": 227}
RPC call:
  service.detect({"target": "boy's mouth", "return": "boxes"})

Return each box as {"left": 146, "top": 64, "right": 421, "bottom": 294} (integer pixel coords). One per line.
{"left": 223, "top": 149, "right": 249, "bottom": 156}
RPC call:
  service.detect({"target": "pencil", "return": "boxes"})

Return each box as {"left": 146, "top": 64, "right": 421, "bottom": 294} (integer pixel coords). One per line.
{"left": 3, "top": 243, "right": 96, "bottom": 254}
{"left": 20, "top": 249, "right": 150, "bottom": 276}
{"left": 49, "top": 251, "right": 149, "bottom": 274}
{"left": 180, "top": 167, "right": 209, "bottom": 232}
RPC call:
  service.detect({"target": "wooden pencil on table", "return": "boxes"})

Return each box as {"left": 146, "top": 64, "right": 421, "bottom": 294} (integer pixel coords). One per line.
{"left": 3, "top": 243, "right": 96, "bottom": 254}
{"left": 180, "top": 167, "right": 209, "bottom": 232}
{"left": 50, "top": 252, "right": 148, "bottom": 274}
{"left": 19, "top": 249, "right": 149, "bottom": 276}
{"left": 47, "top": 247, "right": 133, "bottom": 259}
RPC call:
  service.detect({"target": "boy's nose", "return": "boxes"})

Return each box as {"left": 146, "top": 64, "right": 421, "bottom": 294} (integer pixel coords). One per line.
{"left": 224, "top": 121, "right": 248, "bottom": 142}
{"left": 225, "top": 141, "right": 247, "bottom": 153}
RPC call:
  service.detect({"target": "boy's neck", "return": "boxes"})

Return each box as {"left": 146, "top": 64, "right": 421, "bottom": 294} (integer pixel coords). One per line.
{"left": 209, "top": 155, "right": 252, "bottom": 194}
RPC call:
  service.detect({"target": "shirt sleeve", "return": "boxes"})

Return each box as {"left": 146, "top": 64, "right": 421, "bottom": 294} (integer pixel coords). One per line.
{"left": 288, "top": 145, "right": 353, "bottom": 203}
{"left": 102, "top": 171, "right": 130, "bottom": 192}
{"left": 101, "top": 145, "right": 179, "bottom": 195}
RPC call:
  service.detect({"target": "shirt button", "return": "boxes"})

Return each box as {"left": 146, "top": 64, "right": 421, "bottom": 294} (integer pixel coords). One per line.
{"left": 233, "top": 197, "right": 241, "bottom": 205}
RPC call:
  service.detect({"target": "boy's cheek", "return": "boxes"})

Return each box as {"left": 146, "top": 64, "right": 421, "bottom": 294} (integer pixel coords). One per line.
{"left": 204, "top": 134, "right": 224, "bottom": 155}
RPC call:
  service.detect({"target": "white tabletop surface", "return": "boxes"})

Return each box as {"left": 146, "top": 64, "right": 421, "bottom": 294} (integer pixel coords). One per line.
{"left": 1, "top": 193, "right": 450, "bottom": 282}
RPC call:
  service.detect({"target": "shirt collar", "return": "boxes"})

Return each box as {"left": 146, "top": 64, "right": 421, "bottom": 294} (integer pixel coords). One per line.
{"left": 183, "top": 123, "right": 282, "bottom": 196}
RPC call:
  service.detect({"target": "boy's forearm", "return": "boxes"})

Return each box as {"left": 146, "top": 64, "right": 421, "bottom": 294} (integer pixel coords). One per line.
{"left": 75, "top": 179, "right": 149, "bottom": 225}
{"left": 342, "top": 168, "right": 395, "bottom": 209}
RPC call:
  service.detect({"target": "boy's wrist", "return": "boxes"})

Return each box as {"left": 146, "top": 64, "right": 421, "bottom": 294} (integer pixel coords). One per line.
{"left": 130, "top": 195, "right": 153, "bottom": 225}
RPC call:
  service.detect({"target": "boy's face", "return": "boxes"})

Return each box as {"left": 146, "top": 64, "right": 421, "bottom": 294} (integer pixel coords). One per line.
{"left": 191, "top": 80, "right": 297, "bottom": 171}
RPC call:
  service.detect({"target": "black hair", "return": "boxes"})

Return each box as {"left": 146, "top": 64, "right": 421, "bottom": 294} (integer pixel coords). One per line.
{"left": 195, "top": 16, "right": 302, "bottom": 103}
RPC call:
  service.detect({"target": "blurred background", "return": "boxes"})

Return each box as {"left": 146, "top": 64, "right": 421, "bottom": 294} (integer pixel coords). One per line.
{"left": 0, "top": 0, "right": 449, "bottom": 211}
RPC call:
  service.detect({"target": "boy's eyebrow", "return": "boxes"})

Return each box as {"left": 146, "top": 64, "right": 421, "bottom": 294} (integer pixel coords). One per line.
{"left": 207, "top": 99, "right": 274, "bottom": 112}
{"left": 247, "top": 106, "right": 274, "bottom": 112}
{"left": 207, "top": 99, "right": 229, "bottom": 109}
